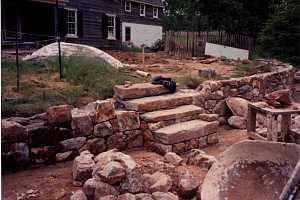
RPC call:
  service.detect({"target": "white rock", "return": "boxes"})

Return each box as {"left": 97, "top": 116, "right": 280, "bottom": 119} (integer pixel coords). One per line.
{"left": 23, "top": 42, "right": 124, "bottom": 69}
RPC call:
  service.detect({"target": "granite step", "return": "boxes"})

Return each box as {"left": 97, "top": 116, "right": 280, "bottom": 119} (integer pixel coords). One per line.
{"left": 154, "top": 120, "right": 219, "bottom": 145}
{"left": 114, "top": 83, "right": 169, "bottom": 100}
{"left": 119, "top": 91, "right": 200, "bottom": 112}
{"left": 141, "top": 105, "right": 204, "bottom": 123}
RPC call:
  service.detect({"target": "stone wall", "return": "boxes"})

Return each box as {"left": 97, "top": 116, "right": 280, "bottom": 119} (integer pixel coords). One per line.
{"left": 1, "top": 59, "right": 294, "bottom": 169}
{"left": 2, "top": 100, "right": 143, "bottom": 170}
{"left": 193, "top": 60, "right": 294, "bottom": 116}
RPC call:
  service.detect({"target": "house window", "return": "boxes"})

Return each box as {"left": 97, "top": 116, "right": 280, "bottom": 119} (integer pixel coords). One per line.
{"left": 153, "top": 7, "right": 158, "bottom": 18}
{"left": 107, "top": 15, "right": 116, "bottom": 40}
{"left": 140, "top": 4, "right": 145, "bottom": 16}
{"left": 125, "top": 1, "right": 131, "bottom": 12}
{"left": 125, "top": 27, "right": 131, "bottom": 41}
{"left": 66, "top": 8, "right": 77, "bottom": 37}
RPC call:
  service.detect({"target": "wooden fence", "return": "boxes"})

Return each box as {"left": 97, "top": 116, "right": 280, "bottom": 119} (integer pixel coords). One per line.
{"left": 165, "top": 31, "right": 255, "bottom": 57}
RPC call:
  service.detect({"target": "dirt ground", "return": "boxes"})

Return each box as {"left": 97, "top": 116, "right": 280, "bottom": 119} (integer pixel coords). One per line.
{"left": 2, "top": 127, "right": 248, "bottom": 200}
{"left": 107, "top": 50, "right": 235, "bottom": 78}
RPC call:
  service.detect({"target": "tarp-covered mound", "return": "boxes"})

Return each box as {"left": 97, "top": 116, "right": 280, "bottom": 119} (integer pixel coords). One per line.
{"left": 23, "top": 42, "right": 124, "bottom": 69}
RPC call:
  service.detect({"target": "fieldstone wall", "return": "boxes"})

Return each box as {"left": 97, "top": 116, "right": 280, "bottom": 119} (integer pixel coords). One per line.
{"left": 193, "top": 60, "right": 294, "bottom": 116}
{"left": 2, "top": 100, "right": 143, "bottom": 170}
{"left": 1, "top": 59, "right": 294, "bottom": 169}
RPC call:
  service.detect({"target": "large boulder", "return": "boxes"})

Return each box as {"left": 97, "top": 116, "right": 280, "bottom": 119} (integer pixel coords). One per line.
{"left": 94, "top": 100, "right": 116, "bottom": 123}
{"left": 70, "top": 190, "right": 88, "bottom": 200}
{"left": 164, "top": 152, "right": 183, "bottom": 166}
{"left": 73, "top": 151, "right": 95, "bottom": 186}
{"left": 265, "top": 89, "right": 292, "bottom": 107}
{"left": 71, "top": 108, "right": 93, "bottom": 137}
{"left": 186, "top": 149, "right": 216, "bottom": 169}
{"left": 226, "top": 97, "right": 250, "bottom": 118}
{"left": 83, "top": 178, "right": 119, "bottom": 199}
{"left": 228, "top": 116, "right": 246, "bottom": 129}
{"left": 80, "top": 138, "right": 106, "bottom": 155}
{"left": 152, "top": 192, "right": 179, "bottom": 200}
{"left": 58, "top": 137, "right": 87, "bottom": 152}
{"left": 1, "top": 120, "right": 27, "bottom": 143}
{"left": 116, "top": 111, "right": 140, "bottom": 131}
{"left": 93, "top": 161, "right": 126, "bottom": 185}
{"left": 2, "top": 143, "right": 30, "bottom": 168}
{"left": 144, "top": 172, "right": 172, "bottom": 193}
{"left": 23, "top": 42, "right": 124, "bottom": 69}
{"left": 178, "top": 171, "right": 200, "bottom": 198}
{"left": 94, "top": 149, "right": 137, "bottom": 173}
{"left": 120, "top": 169, "right": 150, "bottom": 194}
{"left": 94, "top": 122, "right": 114, "bottom": 138}
{"left": 47, "top": 104, "right": 72, "bottom": 125}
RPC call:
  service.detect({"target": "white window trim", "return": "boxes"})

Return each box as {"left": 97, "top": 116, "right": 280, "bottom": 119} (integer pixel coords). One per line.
{"left": 65, "top": 8, "right": 78, "bottom": 38}
{"left": 107, "top": 14, "right": 116, "bottom": 40}
{"left": 153, "top": 7, "right": 158, "bottom": 18}
{"left": 140, "top": 4, "right": 145, "bottom": 17}
{"left": 125, "top": 1, "right": 131, "bottom": 12}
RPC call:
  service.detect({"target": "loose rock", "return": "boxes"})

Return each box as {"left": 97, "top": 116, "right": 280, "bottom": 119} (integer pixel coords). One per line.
{"left": 164, "top": 152, "right": 183, "bottom": 166}
{"left": 70, "top": 190, "right": 87, "bottom": 200}
{"left": 178, "top": 171, "right": 200, "bottom": 198}
{"left": 228, "top": 116, "right": 246, "bottom": 129}
{"left": 152, "top": 192, "right": 179, "bottom": 200}
{"left": 145, "top": 172, "right": 172, "bottom": 193}
{"left": 226, "top": 97, "right": 249, "bottom": 118}
{"left": 59, "top": 137, "right": 87, "bottom": 152}
{"left": 186, "top": 149, "right": 216, "bottom": 169}
{"left": 73, "top": 151, "right": 95, "bottom": 186}
{"left": 1, "top": 120, "right": 27, "bottom": 143}
{"left": 94, "top": 161, "right": 126, "bottom": 185}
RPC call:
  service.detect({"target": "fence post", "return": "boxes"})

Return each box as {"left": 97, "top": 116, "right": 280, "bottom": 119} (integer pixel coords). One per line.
{"left": 55, "top": 0, "right": 63, "bottom": 79}
{"left": 15, "top": 2, "right": 21, "bottom": 92}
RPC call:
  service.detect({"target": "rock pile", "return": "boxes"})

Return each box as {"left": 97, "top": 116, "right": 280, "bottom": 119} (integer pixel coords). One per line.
{"left": 71, "top": 150, "right": 213, "bottom": 200}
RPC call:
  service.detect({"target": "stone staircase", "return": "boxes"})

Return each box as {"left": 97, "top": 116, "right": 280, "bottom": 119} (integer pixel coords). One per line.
{"left": 114, "top": 83, "right": 219, "bottom": 154}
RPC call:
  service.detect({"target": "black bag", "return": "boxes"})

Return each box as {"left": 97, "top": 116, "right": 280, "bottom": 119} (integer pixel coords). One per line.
{"left": 152, "top": 76, "right": 177, "bottom": 93}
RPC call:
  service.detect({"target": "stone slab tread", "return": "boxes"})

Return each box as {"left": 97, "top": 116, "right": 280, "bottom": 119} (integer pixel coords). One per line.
{"left": 120, "top": 91, "right": 200, "bottom": 112}
{"left": 141, "top": 105, "right": 203, "bottom": 122}
{"left": 154, "top": 119, "right": 218, "bottom": 144}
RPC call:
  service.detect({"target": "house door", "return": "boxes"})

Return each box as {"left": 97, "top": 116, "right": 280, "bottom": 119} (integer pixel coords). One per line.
{"left": 125, "top": 26, "right": 131, "bottom": 42}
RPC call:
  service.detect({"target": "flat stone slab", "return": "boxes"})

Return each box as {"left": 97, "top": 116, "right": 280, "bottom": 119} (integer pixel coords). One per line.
{"left": 114, "top": 83, "right": 169, "bottom": 100}
{"left": 154, "top": 120, "right": 219, "bottom": 144}
{"left": 141, "top": 105, "right": 204, "bottom": 123}
{"left": 120, "top": 92, "right": 200, "bottom": 112}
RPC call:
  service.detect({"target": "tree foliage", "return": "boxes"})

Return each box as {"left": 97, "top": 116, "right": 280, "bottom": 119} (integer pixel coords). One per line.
{"left": 257, "top": 0, "right": 300, "bottom": 64}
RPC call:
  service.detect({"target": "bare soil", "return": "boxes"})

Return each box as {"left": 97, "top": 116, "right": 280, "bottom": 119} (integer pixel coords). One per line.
{"left": 107, "top": 50, "right": 235, "bottom": 78}
{"left": 1, "top": 127, "right": 248, "bottom": 200}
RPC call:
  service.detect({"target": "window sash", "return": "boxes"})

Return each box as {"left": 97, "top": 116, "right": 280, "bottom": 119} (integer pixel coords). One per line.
{"left": 153, "top": 8, "right": 158, "bottom": 18}
{"left": 140, "top": 4, "right": 145, "bottom": 16}
{"left": 125, "top": 1, "right": 131, "bottom": 12}
{"left": 65, "top": 8, "right": 78, "bottom": 37}
{"left": 107, "top": 15, "right": 116, "bottom": 39}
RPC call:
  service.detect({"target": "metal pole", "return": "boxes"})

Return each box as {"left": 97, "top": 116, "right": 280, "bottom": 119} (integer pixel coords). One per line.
{"left": 55, "top": 0, "right": 63, "bottom": 79}
{"left": 16, "top": 2, "right": 20, "bottom": 92}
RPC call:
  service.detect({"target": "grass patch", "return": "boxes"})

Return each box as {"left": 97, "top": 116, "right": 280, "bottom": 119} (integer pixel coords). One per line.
{"left": 233, "top": 62, "right": 271, "bottom": 77}
{"left": 176, "top": 74, "right": 206, "bottom": 89}
{"left": 1, "top": 56, "right": 147, "bottom": 117}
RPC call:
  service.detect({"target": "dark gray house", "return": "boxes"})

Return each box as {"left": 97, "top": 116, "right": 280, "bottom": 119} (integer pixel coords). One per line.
{"left": 2, "top": 0, "right": 163, "bottom": 48}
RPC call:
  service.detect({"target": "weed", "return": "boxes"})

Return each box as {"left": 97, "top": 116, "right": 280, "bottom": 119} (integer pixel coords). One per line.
{"left": 176, "top": 74, "right": 206, "bottom": 89}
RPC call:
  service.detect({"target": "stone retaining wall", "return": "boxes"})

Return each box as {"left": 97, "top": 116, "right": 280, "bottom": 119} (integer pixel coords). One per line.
{"left": 2, "top": 101, "right": 143, "bottom": 169}
{"left": 193, "top": 60, "right": 294, "bottom": 116}
{"left": 1, "top": 59, "right": 294, "bottom": 169}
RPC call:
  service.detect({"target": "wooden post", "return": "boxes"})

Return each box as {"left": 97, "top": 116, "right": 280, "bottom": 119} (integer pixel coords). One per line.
{"left": 247, "top": 106, "right": 257, "bottom": 132}
{"left": 141, "top": 45, "right": 145, "bottom": 66}
{"left": 281, "top": 114, "right": 291, "bottom": 142}
{"left": 267, "top": 114, "right": 277, "bottom": 141}
{"left": 55, "top": 0, "right": 63, "bottom": 79}
{"left": 15, "top": 2, "right": 21, "bottom": 92}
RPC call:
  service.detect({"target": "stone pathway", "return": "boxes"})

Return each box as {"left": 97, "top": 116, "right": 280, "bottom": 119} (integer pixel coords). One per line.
{"left": 114, "top": 83, "right": 219, "bottom": 154}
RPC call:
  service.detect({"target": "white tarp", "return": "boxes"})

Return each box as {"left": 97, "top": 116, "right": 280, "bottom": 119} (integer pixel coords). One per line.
{"left": 23, "top": 42, "right": 124, "bottom": 69}
{"left": 205, "top": 42, "right": 249, "bottom": 60}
